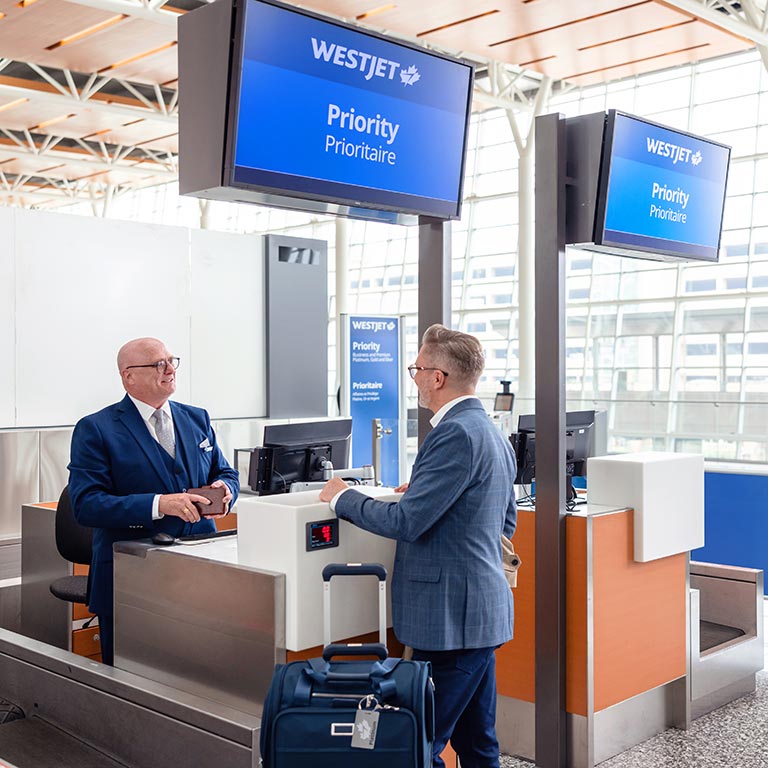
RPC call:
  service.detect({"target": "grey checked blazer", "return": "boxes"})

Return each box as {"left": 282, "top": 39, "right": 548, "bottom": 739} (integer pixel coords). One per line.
{"left": 335, "top": 398, "right": 517, "bottom": 651}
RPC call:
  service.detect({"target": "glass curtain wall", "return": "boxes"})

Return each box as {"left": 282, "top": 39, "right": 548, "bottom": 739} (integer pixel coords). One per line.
{"left": 59, "top": 48, "right": 768, "bottom": 461}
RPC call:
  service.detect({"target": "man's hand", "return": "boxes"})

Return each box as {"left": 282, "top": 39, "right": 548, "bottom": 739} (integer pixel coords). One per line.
{"left": 208, "top": 479, "right": 233, "bottom": 517}
{"left": 319, "top": 476, "right": 349, "bottom": 503}
{"left": 158, "top": 492, "right": 211, "bottom": 523}
{"left": 394, "top": 482, "right": 409, "bottom": 493}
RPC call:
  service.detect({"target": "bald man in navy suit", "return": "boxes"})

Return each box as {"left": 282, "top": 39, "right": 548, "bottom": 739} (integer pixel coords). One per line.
{"left": 321, "top": 324, "right": 517, "bottom": 768}
{"left": 68, "top": 337, "right": 239, "bottom": 664}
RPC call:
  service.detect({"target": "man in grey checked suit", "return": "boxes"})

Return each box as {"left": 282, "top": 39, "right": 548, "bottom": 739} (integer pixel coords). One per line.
{"left": 321, "top": 323, "right": 517, "bottom": 768}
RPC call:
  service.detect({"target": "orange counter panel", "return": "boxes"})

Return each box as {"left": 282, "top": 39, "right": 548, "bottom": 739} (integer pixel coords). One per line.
{"left": 496, "top": 507, "right": 687, "bottom": 716}
{"left": 565, "top": 516, "right": 589, "bottom": 716}
{"left": 592, "top": 510, "right": 686, "bottom": 712}
{"left": 496, "top": 510, "right": 536, "bottom": 702}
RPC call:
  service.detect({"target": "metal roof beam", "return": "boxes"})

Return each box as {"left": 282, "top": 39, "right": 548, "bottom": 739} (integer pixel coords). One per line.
{"left": 61, "top": 0, "right": 180, "bottom": 27}
{"left": 661, "top": 0, "right": 768, "bottom": 48}
{"left": 0, "top": 79, "right": 178, "bottom": 124}
{"left": 0, "top": 143, "right": 177, "bottom": 180}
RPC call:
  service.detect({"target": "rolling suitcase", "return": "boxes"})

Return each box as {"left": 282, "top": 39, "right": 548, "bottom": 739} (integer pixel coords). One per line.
{"left": 260, "top": 563, "right": 434, "bottom": 767}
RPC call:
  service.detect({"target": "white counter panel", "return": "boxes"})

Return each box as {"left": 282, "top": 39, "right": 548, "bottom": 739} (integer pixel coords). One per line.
{"left": 588, "top": 451, "right": 704, "bottom": 562}
{"left": 236, "top": 489, "right": 398, "bottom": 652}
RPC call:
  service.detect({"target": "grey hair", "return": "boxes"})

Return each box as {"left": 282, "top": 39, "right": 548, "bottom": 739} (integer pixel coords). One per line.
{"left": 421, "top": 324, "right": 485, "bottom": 389}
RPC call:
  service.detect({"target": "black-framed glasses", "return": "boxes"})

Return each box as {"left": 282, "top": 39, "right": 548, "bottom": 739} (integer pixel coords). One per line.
{"left": 407, "top": 365, "right": 449, "bottom": 380}
{"left": 125, "top": 357, "right": 180, "bottom": 373}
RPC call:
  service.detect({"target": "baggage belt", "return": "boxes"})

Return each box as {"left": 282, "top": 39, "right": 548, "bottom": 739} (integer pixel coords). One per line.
{"left": 260, "top": 563, "right": 434, "bottom": 768}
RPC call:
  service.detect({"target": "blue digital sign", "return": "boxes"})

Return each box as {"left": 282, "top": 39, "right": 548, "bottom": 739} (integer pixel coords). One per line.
{"left": 227, "top": 0, "right": 473, "bottom": 222}
{"left": 596, "top": 111, "right": 730, "bottom": 261}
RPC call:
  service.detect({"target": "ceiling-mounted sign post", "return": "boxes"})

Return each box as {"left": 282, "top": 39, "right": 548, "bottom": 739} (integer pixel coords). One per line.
{"left": 534, "top": 109, "right": 730, "bottom": 768}
{"left": 534, "top": 111, "right": 568, "bottom": 768}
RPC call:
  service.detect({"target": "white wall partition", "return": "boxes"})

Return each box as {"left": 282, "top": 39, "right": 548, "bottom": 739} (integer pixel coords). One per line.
{"left": 0, "top": 207, "right": 15, "bottom": 427}
{"left": 190, "top": 228, "right": 265, "bottom": 418}
{"left": 3, "top": 207, "right": 266, "bottom": 429}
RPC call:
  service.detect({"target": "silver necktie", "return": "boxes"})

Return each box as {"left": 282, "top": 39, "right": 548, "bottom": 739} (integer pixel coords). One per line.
{"left": 152, "top": 409, "right": 175, "bottom": 459}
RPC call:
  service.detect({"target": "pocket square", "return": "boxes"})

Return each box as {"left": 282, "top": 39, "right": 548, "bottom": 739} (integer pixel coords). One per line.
{"left": 199, "top": 438, "right": 211, "bottom": 449}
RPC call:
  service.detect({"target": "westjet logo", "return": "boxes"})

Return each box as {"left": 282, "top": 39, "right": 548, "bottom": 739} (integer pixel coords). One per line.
{"left": 646, "top": 136, "right": 703, "bottom": 167}
{"left": 311, "top": 37, "right": 420, "bottom": 86}
{"left": 351, "top": 320, "right": 396, "bottom": 332}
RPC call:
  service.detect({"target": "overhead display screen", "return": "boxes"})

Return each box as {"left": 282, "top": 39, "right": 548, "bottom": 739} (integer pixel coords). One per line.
{"left": 595, "top": 111, "right": 730, "bottom": 261}
{"left": 226, "top": 0, "right": 474, "bottom": 222}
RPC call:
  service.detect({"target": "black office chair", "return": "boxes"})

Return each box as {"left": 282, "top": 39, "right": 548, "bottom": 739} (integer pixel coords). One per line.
{"left": 49, "top": 486, "right": 92, "bottom": 605}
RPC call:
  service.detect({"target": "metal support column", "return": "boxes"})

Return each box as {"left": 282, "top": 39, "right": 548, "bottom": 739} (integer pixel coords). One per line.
{"left": 534, "top": 112, "right": 568, "bottom": 768}
{"left": 335, "top": 217, "right": 350, "bottom": 415}
{"left": 417, "top": 215, "right": 452, "bottom": 446}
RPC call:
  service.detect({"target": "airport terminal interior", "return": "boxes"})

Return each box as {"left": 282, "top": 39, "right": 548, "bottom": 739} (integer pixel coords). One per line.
{"left": 2, "top": 1, "right": 768, "bottom": 767}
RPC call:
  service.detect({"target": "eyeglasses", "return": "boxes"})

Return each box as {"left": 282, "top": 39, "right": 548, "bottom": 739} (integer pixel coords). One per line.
{"left": 407, "top": 365, "right": 449, "bottom": 380}
{"left": 125, "top": 357, "right": 180, "bottom": 373}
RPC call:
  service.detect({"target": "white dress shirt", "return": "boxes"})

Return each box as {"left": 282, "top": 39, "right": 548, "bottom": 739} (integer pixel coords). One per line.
{"left": 128, "top": 395, "right": 175, "bottom": 520}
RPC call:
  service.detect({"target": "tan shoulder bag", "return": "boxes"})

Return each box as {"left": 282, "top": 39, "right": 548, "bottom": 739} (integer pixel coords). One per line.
{"left": 501, "top": 535, "right": 522, "bottom": 589}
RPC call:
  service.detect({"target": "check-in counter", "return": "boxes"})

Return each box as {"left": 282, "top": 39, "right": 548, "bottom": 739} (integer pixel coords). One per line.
{"left": 496, "top": 502, "right": 689, "bottom": 767}
{"left": 497, "top": 452, "right": 764, "bottom": 768}
{"left": 20, "top": 453, "right": 761, "bottom": 768}
{"left": 112, "top": 488, "right": 400, "bottom": 716}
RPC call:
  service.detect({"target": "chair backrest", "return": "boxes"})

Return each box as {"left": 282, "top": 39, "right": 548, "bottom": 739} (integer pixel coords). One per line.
{"left": 54, "top": 486, "right": 92, "bottom": 566}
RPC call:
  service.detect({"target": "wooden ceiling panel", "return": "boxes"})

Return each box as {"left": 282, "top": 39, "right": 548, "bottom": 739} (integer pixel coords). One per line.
{"left": 101, "top": 46, "right": 179, "bottom": 87}
{"left": 424, "top": 2, "right": 682, "bottom": 64}
{"left": 72, "top": 116, "right": 177, "bottom": 149}
{"left": 0, "top": 1, "right": 118, "bottom": 61}
{"left": 553, "top": 19, "right": 746, "bottom": 83}
{"left": 50, "top": 18, "right": 177, "bottom": 79}
{"left": 0, "top": 100, "right": 82, "bottom": 134}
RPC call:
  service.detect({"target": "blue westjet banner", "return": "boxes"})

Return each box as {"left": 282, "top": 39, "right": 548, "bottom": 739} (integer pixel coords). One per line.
{"left": 348, "top": 315, "right": 400, "bottom": 487}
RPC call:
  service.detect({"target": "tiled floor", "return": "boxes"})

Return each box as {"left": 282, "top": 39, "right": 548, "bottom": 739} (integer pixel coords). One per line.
{"left": 499, "top": 599, "right": 768, "bottom": 768}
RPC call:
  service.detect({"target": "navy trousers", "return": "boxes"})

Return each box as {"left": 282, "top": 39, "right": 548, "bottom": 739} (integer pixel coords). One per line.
{"left": 412, "top": 645, "right": 500, "bottom": 768}
{"left": 97, "top": 613, "right": 114, "bottom": 666}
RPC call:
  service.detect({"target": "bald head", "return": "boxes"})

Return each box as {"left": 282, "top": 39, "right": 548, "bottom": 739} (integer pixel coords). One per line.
{"left": 117, "top": 337, "right": 166, "bottom": 372}
{"left": 118, "top": 337, "right": 178, "bottom": 408}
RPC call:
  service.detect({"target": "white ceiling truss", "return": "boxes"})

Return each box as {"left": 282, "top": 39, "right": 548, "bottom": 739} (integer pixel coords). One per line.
{"left": 62, "top": 0, "right": 181, "bottom": 27}
{"left": 0, "top": 0, "right": 764, "bottom": 212}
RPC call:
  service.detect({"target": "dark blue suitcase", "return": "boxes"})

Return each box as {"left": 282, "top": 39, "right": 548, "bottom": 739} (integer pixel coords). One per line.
{"left": 260, "top": 563, "right": 434, "bottom": 767}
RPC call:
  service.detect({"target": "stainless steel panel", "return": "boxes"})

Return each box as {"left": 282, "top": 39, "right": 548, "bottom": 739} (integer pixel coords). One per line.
{"left": 593, "top": 679, "right": 686, "bottom": 765}
{"left": 0, "top": 627, "right": 259, "bottom": 768}
{"left": 114, "top": 545, "right": 285, "bottom": 716}
{"left": 39, "top": 427, "right": 73, "bottom": 502}
{"left": 691, "top": 569, "right": 761, "bottom": 635}
{"left": 0, "top": 536, "right": 20, "bottom": 580}
{"left": 0, "top": 430, "right": 39, "bottom": 537}
{"left": 20, "top": 502, "right": 70, "bottom": 649}
{"left": 0, "top": 578, "right": 20, "bottom": 632}
{"left": 496, "top": 695, "right": 535, "bottom": 760}
{"left": 691, "top": 560, "right": 759, "bottom": 583}
{"left": 689, "top": 569, "right": 764, "bottom": 706}
{"left": 566, "top": 713, "right": 590, "bottom": 768}
{"left": 691, "top": 673, "right": 757, "bottom": 720}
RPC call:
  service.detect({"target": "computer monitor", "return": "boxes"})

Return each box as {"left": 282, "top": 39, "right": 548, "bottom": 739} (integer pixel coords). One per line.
{"left": 248, "top": 419, "right": 352, "bottom": 495}
{"left": 510, "top": 410, "right": 597, "bottom": 502}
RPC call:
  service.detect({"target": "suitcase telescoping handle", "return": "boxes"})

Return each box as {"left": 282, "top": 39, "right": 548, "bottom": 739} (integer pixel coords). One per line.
{"left": 322, "top": 562, "right": 388, "bottom": 649}
{"left": 322, "top": 643, "right": 388, "bottom": 661}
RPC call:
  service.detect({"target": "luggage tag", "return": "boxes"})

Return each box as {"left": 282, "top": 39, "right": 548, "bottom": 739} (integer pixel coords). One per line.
{"left": 351, "top": 709, "right": 379, "bottom": 750}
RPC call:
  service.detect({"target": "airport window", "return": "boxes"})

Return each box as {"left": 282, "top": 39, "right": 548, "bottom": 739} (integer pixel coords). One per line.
{"left": 685, "top": 279, "right": 717, "bottom": 293}
{"left": 54, "top": 46, "right": 768, "bottom": 463}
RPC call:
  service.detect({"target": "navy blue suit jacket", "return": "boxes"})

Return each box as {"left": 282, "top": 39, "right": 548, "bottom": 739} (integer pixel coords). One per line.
{"left": 335, "top": 398, "right": 517, "bottom": 651}
{"left": 68, "top": 395, "right": 239, "bottom": 617}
